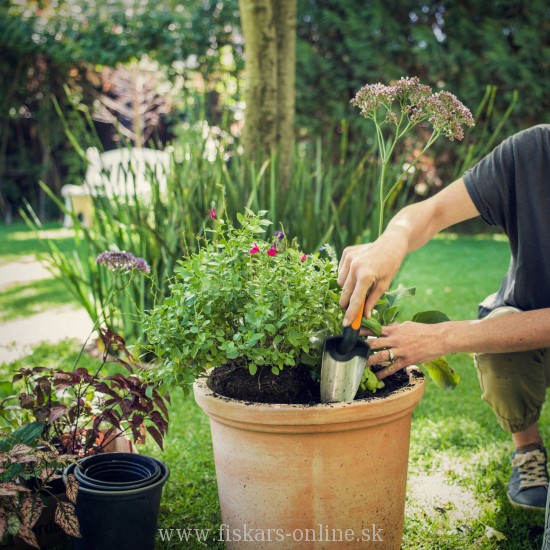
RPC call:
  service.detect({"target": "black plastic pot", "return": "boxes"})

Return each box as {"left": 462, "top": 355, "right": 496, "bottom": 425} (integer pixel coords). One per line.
{"left": 74, "top": 463, "right": 159, "bottom": 492}
{"left": 64, "top": 453, "right": 169, "bottom": 550}
{"left": 73, "top": 453, "right": 161, "bottom": 491}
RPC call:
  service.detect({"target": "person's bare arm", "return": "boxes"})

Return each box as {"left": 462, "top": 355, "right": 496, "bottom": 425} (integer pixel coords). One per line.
{"left": 338, "top": 177, "right": 480, "bottom": 326}
{"left": 369, "top": 309, "right": 550, "bottom": 379}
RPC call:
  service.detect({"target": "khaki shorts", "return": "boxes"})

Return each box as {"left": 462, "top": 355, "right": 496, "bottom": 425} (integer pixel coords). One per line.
{"left": 474, "top": 306, "right": 550, "bottom": 433}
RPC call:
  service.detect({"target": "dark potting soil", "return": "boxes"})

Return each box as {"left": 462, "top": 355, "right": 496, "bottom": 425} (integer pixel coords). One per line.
{"left": 209, "top": 363, "right": 320, "bottom": 404}
{"left": 208, "top": 362, "right": 423, "bottom": 405}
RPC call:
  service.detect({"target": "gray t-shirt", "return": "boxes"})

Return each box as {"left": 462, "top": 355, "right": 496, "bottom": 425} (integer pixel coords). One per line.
{"left": 463, "top": 124, "right": 550, "bottom": 318}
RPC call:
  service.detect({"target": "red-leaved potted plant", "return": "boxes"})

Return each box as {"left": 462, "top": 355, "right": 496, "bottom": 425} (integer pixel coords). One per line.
{"left": 1, "top": 252, "right": 170, "bottom": 549}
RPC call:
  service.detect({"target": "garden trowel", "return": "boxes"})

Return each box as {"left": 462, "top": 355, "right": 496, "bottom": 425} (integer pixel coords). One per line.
{"left": 320, "top": 299, "right": 371, "bottom": 403}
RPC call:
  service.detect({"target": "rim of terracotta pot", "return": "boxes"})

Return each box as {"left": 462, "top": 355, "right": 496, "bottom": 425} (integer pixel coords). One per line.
{"left": 193, "top": 367, "right": 425, "bottom": 434}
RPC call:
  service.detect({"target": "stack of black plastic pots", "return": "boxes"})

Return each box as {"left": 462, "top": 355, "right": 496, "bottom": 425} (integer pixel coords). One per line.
{"left": 64, "top": 452, "right": 169, "bottom": 550}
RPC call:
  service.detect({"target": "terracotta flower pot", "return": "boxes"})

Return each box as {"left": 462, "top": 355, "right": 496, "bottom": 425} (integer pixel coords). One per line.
{"left": 193, "top": 368, "right": 425, "bottom": 549}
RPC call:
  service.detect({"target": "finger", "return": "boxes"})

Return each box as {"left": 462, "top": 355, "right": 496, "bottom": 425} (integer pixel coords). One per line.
{"left": 337, "top": 248, "right": 352, "bottom": 286}
{"left": 366, "top": 334, "right": 392, "bottom": 352}
{"left": 366, "top": 348, "right": 393, "bottom": 365}
{"left": 338, "top": 272, "right": 357, "bottom": 310}
{"left": 343, "top": 283, "right": 371, "bottom": 326}
{"left": 376, "top": 360, "right": 406, "bottom": 380}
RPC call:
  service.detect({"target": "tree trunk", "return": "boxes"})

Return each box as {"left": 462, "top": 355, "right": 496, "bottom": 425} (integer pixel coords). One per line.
{"left": 238, "top": 0, "right": 296, "bottom": 190}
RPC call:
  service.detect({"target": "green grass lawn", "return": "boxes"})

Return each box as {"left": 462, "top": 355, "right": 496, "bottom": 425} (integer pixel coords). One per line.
{"left": 1, "top": 223, "right": 547, "bottom": 549}
{"left": 0, "top": 221, "right": 80, "bottom": 321}
{"left": 0, "top": 221, "right": 75, "bottom": 264}
{"left": 0, "top": 278, "right": 80, "bottom": 321}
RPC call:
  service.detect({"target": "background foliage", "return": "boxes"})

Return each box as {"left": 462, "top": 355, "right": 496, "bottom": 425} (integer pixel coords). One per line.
{"left": 295, "top": 0, "right": 549, "bottom": 133}
{"left": 1, "top": 0, "right": 548, "bottom": 221}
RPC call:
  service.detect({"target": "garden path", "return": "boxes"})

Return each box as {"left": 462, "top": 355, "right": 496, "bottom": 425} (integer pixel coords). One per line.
{"left": 0, "top": 256, "right": 92, "bottom": 363}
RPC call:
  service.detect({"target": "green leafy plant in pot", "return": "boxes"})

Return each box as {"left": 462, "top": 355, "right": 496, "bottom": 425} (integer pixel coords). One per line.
{"left": 142, "top": 208, "right": 344, "bottom": 403}
{"left": 142, "top": 208, "right": 459, "bottom": 401}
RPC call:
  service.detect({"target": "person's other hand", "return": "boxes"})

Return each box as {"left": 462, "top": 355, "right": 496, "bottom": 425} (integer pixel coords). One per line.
{"left": 365, "top": 321, "right": 447, "bottom": 379}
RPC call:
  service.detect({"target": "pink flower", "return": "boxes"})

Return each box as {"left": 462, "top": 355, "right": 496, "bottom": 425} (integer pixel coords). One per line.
{"left": 249, "top": 243, "right": 260, "bottom": 254}
{"left": 267, "top": 245, "right": 277, "bottom": 257}
{"left": 208, "top": 208, "right": 217, "bottom": 219}
{"left": 300, "top": 254, "right": 307, "bottom": 262}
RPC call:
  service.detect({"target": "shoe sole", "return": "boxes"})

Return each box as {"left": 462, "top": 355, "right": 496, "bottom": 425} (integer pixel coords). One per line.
{"left": 507, "top": 492, "right": 546, "bottom": 512}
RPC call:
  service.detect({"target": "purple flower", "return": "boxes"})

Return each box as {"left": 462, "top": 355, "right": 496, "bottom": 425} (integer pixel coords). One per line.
{"left": 350, "top": 83, "right": 399, "bottom": 117}
{"left": 274, "top": 231, "right": 285, "bottom": 240}
{"left": 96, "top": 251, "right": 151, "bottom": 274}
{"left": 208, "top": 208, "right": 217, "bottom": 219}
{"left": 351, "top": 76, "right": 474, "bottom": 141}
{"left": 422, "top": 91, "right": 475, "bottom": 141}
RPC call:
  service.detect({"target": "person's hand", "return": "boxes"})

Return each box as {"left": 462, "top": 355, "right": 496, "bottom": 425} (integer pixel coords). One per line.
{"left": 365, "top": 321, "right": 448, "bottom": 379}
{"left": 337, "top": 237, "right": 406, "bottom": 326}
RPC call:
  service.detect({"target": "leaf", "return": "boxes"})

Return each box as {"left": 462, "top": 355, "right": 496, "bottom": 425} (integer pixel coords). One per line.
{"left": 16, "top": 524, "right": 39, "bottom": 549}
{"left": 149, "top": 411, "right": 168, "bottom": 433}
{"left": 236, "top": 212, "right": 246, "bottom": 226}
{"left": 48, "top": 405, "right": 69, "bottom": 423}
{"left": 146, "top": 425, "right": 164, "bottom": 451}
{"left": 361, "top": 367, "right": 382, "bottom": 392}
{"left": 0, "top": 483, "right": 29, "bottom": 497}
{"left": 247, "top": 333, "right": 264, "bottom": 346}
{"left": 7, "top": 514, "right": 20, "bottom": 535}
{"left": 9, "top": 444, "right": 38, "bottom": 463}
{"left": 287, "top": 331, "right": 300, "bottom": 347}
{"left": 248, "top": 363, "right": 257, "bottom": 376}
{"left": 382, "top": 305, "right": 399, "bottom": 325}
{"left": 152, "top": 391, "right": 170, "bottom": 423}
{"left": 384, "top": 285, "right": 416, "bottom": 306}
{"left": 0, "top": 382, "right": 14, "bottom": 399}
{"left": 411, "top": 310, "right": 451, "bottom": 324}
{"left": 20, "top": 494, "right": 43, "bottom": 529}
{"left": 55, "top": 501, "right": 81, "bottom": 538}
{"left": 100, "top": 410, "right": 122, "bottom": 430}
{"left": 421, "top": 357, "right": 460, "bottom": 391}
{"left": 0, "top": 513, "right": 6, "bottom": 541}
{"left": 226, "top": 347, "right": 239, "bottom": 359}
{"left": 11, "top": 422, "right": 44, "bottom": 446}
{"left": 362, "top": 316, "right": 382, "bottom": 336}
{"left": 65, "top": 474, "right": 79, "bottom": 504}
{"left": 114, "top": 358, "right": 134, "bottom": 373}
{"left": 18, "top": 394, "right": 35, "bottom": 409}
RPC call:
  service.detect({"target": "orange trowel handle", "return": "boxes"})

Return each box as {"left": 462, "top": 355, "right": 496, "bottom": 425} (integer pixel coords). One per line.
{"left": 351, "top": 302, "right": 365, "bottom": 331}
{"left": 336, "top": 299, "right": 366, "bottom": 355}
